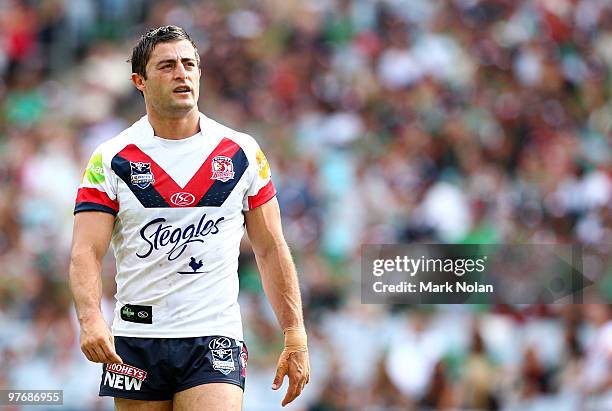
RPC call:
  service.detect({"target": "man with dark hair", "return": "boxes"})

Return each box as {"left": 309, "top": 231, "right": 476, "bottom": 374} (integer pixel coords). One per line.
{"left": 69, "top": 25, "right": 309, "bottom": 411}
{"left": 130, "top": 26, "right": 200, "bottom": 77}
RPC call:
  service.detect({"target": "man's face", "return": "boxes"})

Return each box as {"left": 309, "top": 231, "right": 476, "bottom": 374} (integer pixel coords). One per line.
{"left": 133, "top": 40, "right": 201, "bottom": 116}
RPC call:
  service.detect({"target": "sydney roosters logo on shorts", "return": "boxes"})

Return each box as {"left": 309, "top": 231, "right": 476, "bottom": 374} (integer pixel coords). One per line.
{"left": 137, "top": 214, "right": 225, "bottom": 261}
{"left": 104, "top": 364, "right": 147, "bottom": 391}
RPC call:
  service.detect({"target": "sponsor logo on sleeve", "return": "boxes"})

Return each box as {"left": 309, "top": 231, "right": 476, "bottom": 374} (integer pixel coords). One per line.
{"left": 209, "top": 337, "right": 236, "bottom": 375}
{"left": 130, "top": 162, "right": 155, "bottom": 189}
{"left": 211, "top": 156, "right": 235, "bottom": 182}
{"left": 256, "top": 149, "right": 270, "bottom": 180}
{"left": 86, "top": 152, "right": 105, "bottom": 184}
{"left": 104, "top": 364, "right": 147, "bottom": 391}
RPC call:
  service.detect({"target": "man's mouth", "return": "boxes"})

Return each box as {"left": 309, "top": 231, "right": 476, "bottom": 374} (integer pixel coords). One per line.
{"left": 173, "top": 86, "right": 191, "bottom": 94}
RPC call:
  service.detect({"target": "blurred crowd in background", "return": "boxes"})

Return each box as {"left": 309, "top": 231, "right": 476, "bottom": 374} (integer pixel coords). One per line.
{"left": 0, "top": 0, "right": 611, "bottom": 410}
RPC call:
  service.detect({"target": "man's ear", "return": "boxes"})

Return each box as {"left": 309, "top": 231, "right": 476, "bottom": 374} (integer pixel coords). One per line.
{"left": 131, "top": 73, "right": 145, "bottom": 93}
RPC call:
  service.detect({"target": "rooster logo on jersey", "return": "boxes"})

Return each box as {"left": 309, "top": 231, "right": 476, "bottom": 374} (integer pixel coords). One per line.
{"left": 130, "top": 162, "right": 155, "bottom": 189}
{"left": 178, "top": 257, "right": 205, "bottom": 275}
{"left": 210, "top": 156, "right": 235, "bottom": 182}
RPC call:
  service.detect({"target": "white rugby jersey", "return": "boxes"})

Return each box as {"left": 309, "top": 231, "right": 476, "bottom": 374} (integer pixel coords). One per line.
{"left": 74, "top": 113, "right": 276, "bottom": 339}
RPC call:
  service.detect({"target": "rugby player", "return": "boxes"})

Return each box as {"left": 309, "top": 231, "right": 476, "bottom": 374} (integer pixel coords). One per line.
{"left": 69, "top": 25, "right": 309, "bottom": 411}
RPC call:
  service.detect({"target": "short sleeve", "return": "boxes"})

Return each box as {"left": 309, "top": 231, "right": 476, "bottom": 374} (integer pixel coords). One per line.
{"left": 242, "top": 146, "right": 276, "bottom": 211}
{"left": 74, "top": 149, "right": 119, "bottom": 216}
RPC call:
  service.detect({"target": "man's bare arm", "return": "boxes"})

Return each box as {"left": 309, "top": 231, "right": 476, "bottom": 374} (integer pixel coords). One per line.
{"left": 245, "top": 198, "right": 309, "bottom": 407}
{"left": 245, "top": 198, "right": 303, "bottom": 329}
{"left": 69, "top": 211, "right": 122, "bottom": 364}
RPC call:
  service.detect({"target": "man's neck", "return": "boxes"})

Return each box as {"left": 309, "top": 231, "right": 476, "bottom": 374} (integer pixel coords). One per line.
{"left": 147, "top": 108, "right": 200, "bottom": 140}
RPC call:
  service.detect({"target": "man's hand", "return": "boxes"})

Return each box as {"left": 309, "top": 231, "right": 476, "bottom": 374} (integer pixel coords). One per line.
{"left": 79, "top": 316, "right": 123, "bottom": 364}
{"left": 272, "top": 328, "right": 310, "bottom": 407}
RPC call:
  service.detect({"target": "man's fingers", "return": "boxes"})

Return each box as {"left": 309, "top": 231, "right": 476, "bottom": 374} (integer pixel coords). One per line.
{"left": 84, "top": 344, "right": 103, "bottom": 363}
{"left": 108, "top": 350, "right": 124, "bottom": 364}
{"left": 82, "top": 335, "right": 122, "bottom": 364}
{"left": 79, "top": 320, "right": 121, "bottom": 364}
{"left": 101, "top": 340, "right": 123, "bottom": 364}
{"left": 82, "top": 347, "right": 97, "bottom": 363}
{"left": 281, "top": 378, "right": 299, "bottom": 407}
{"left": 274, "top": 350, "right": 309, "bottom": 406}
{"left": 281, "top": 352, "right": 309, "bottom": 407}
{"left": 91, "top": 344, "right": 109, "bottom": 363}
{"left": 272, "top": 360, "right": 288, "bottom": 390}
{"left": 282, "top": 373, "right": 307, "bottom": 407}
{"left": 295, "top": 380, "right": 306, "bottom": 399}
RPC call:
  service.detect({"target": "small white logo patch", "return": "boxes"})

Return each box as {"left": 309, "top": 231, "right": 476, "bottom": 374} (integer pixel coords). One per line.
{"left": 210, "top": 156, "right": 235, "bottom": 182}
{"left": 209, "top": 337, "right": 236, "bottom": 375}
{"left": 130, "top": 162, "right": 155, "bottom": 189}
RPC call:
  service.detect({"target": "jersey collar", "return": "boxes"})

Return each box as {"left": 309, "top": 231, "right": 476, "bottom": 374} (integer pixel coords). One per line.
{"left": 137, "top": 112, "right": 208, "bottom": 139}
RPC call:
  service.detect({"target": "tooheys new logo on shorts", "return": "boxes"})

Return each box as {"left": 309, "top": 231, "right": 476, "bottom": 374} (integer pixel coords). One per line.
{"left": 137, "top": 214, "right": 225, "bottom": 261}
{"left": 104, "top": 364, "right": 147, "bottom": 391}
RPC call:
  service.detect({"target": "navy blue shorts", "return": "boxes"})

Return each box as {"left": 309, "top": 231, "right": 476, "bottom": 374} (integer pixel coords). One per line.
{"left": 99, "top": 336, "right": 248, "bottom": 401}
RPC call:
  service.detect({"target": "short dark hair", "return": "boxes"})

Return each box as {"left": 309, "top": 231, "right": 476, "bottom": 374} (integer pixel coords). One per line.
{"left": 130, "top": 25, "right": 200, "bottom": 79}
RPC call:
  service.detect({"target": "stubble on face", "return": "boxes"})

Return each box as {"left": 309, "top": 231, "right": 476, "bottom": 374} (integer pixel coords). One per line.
{"left": 142, "top": 40, "right": 201, "bottom": 118}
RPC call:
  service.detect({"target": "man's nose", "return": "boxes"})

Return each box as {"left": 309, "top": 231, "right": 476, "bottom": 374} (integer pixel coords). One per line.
{"left": 174, "top": 63, "right": 188, "bottom": 79}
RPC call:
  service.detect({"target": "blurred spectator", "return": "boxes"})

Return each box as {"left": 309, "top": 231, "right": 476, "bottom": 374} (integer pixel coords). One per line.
{"left": 461, "top": 328, "right": 500, "bottom": 410}
{"left": 579, "top": 304, "right": 612, "bottom": 410}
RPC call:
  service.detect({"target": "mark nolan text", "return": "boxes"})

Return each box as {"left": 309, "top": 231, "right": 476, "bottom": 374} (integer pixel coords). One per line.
{"left": 373, "top": 281, "right": 494, "bottom": 293}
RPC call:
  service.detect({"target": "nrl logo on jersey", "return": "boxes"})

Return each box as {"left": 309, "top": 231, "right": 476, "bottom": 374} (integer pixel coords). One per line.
{"left": 211, "top": 156, "right": 235, "bottom": 182}
{"left": 130, "top": 162, "right": 155, "bottom": 189}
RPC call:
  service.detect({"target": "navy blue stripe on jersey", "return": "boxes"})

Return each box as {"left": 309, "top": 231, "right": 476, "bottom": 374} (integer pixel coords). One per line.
{"left": 111, "top": 155, "right": 170, "bottom": 208}
{"left": 197, "top": 148, "right": 248, "bottom": 207}
{"left": 74, "top": 202, "right": 118, "bottom": 216}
